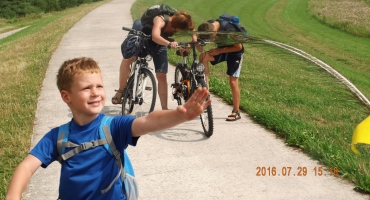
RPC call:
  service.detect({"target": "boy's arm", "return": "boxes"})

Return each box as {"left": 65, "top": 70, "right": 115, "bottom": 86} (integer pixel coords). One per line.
{"left": 132, "top": 88, "right": 211, "bottom": 137}
{"left": 6, "top": 154, "right": 42, "bottom": 200}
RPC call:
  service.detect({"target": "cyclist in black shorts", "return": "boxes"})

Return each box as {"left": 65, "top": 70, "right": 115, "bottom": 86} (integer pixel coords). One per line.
{"left": 198, "top": 18, "right": 244, "bottom": 121}
{"left": 112, "top": 8, "right": 195, "bottom": 111}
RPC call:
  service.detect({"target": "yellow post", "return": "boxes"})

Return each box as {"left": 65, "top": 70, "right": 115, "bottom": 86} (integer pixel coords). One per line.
{"left": 352, "top": 116, "right": 370, "bottom": 154}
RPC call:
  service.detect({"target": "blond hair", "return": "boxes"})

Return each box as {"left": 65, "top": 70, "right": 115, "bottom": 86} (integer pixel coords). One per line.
{"left": 56, "top": 57, "right": 101, "bottom": 92}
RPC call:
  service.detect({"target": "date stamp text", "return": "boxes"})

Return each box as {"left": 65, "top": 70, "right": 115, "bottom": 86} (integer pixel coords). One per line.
{"left": 256, "top": 166, "right": 339, "bottom": 177}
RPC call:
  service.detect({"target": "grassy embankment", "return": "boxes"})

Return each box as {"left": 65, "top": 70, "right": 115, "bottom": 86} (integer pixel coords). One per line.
{"left": 131, "top": 0, "right": 370, "bottom": 193}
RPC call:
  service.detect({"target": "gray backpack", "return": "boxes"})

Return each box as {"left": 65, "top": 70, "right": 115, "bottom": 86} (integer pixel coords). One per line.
{"left": 140, "top": 4, "right": 177, "bottom": 29}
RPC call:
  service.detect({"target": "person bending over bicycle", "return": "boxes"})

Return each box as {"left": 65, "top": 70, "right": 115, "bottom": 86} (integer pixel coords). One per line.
{"left": 198, "top": 19, "right": 244, "bottom": 121}
{"left": 112, "top": 7, "right": 195, "bottom": 110}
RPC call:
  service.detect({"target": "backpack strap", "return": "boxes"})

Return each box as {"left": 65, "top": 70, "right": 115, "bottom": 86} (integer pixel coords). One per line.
{"left": 163, "top": 14, "right": 170, "bottom": 25}
{"left": 61, "top": 139, "right": 108, "bottom": 161}
{"left": 57, "top": 122, "right": 76, "bottom": 164}
{"left": 157, "top": 14, "right": 170, "bottom": 33}
{"left": 99, "top": 116, "right": 114, "bottom": 155}
{"left": 57, "top": 121, "right": 109, "bottom": 163}
{"left": 57, "top": 122, "right": 70, "bottom": 153}
{"left": 99, "top": 116, "right": 126, "bottom": 194}
{"left": 218, "top": 20, "right": 229, "bottom": 32}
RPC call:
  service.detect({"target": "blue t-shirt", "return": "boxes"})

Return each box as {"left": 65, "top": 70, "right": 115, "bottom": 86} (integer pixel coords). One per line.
{"left": 30, "top": 114, "right": 138, "bottom": 200}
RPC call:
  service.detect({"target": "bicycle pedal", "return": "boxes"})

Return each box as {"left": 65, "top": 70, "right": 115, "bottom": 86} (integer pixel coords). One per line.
{"left": 145, "top": 86, "right": 152, "bottom": 91}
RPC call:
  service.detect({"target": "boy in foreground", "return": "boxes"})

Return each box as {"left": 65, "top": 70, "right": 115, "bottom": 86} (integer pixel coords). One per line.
{"left": 5, "top": 57, "right": 211, "bottom": 200}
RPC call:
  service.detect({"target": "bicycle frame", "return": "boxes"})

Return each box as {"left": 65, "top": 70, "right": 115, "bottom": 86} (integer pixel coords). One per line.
{"left": 130, "top": 57, "right": 152, "bottom": 103}
{"left": 171, "top": 39, "right": 214, "bottom": 137}
{"left": 172, "top": 39, "right": 210, "bottom": 101}
{"left": 121, "top": 26, "right": 157, "bottom": 116}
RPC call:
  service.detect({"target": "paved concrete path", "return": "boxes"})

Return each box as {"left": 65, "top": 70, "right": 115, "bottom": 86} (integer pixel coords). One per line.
{"left": 21, "top": 0, "right": 369, "bottom": 199}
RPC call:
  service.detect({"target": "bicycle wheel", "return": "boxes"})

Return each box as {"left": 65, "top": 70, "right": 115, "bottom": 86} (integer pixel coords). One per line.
{"left": 122, "top": 68, "right": 157, "bottom": 117}
{"left": 174, "top": 66, "right": 186, "bottom": 105}
{"left": 197, "top": 78, "right": 214, "bottom": 137}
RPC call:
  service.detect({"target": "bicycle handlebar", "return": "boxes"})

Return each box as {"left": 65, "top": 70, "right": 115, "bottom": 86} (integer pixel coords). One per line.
{"left": 174, "top": 39, "right": 213, "bottom": 57}
{"left": 122, "top": 26, "right": 151, "bottom": 39}
{"left": 176, "top": 39, "right": 212, "bottom": 49}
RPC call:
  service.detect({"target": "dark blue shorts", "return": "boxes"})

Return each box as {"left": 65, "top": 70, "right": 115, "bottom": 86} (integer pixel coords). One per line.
{"left": 210, "top": 48, "right": 244, "bottom": 77}
{"left": 147, "top": 42, "right": 168, "bottom": 73}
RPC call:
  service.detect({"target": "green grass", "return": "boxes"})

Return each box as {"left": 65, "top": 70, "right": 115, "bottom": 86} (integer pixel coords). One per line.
{"left": 0, "top": 1, "right": 110, "bottom": 198}
{"left": 309, "top": 0, "right": 370, "bottom": 37}
{"left": 1, "top": 0, "right": 370, "bottom": 197}
{"left": 133, "top": 0, "right": 370, "bottom": 193}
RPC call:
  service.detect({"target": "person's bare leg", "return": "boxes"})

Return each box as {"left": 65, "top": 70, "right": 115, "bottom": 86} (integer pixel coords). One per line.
{"left": 227, "top": 76, "right": 241, "bottom": 120}
{"left": 156, "top": 72, "right": 168, "bottom": 110}
{"left": 112, "top": 57, "right": 135, "bottom": 104}
{"left": 200, "top": 52, "right": 214, "bottom": 89}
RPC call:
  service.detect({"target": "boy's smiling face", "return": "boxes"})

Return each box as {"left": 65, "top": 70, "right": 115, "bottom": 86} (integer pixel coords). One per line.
{"left": 62, "top": 72, "right": 106, "bottom": 123}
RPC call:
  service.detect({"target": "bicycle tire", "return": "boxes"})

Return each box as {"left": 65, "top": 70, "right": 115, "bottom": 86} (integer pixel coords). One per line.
{"left": 174, "top": 66, "right": 186, "bottom": 105}
{"left": 122, "top": 67, "right": 157, "bottom": 117}
{"left": 198, "top": 78, "right": 214, "bottom": 137}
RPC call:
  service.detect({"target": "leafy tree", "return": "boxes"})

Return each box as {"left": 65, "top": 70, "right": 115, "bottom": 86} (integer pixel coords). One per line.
{"left": 0, "top": 1, "right": 39, "bottom": 18}
{"left": 0, "top": 0, "right": 102, "bottom": 19}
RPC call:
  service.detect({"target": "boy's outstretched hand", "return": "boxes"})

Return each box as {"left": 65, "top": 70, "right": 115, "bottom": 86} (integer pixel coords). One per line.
{"left": 132, "top": 87, "right": 212, "bottom": 137}
{"left": 177, "top": 87, "right": 212, "bottom": 120}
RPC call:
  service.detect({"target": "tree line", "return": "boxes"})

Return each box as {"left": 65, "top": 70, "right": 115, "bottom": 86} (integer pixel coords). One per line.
{"left": 0, "top": 0, "right": 103, "bottom": 19}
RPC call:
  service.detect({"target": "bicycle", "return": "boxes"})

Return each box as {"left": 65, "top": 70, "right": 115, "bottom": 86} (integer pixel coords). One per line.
{"left": 171, "top": 39, "right": 214, "bottom": 137}
{"left": 121, "top": 26, "right": 157, "bottom": 117}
